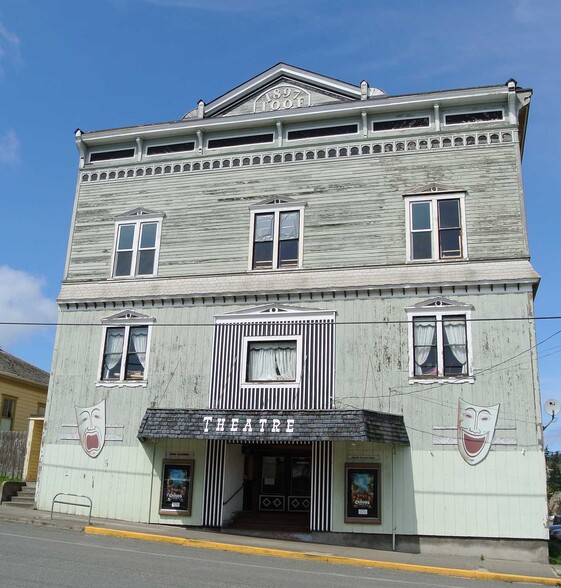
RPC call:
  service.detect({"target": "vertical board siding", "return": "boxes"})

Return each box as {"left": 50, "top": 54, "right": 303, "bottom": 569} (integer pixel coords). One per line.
{"left": 203, "top": 439, "right": 225, "bottom": 527}
{"left": 210, "top": 318, "right": 335, "bottom": 410}
{"left": 311, "top": 441, "right": 332, "bottom": 531}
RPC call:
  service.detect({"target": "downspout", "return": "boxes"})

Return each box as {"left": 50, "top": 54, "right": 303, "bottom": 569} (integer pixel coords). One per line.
{"left": 148, "top": 440, "right": 157, "bottom": 524}
{"left": 392, "top": 444, "right": 396, "bottom": 551}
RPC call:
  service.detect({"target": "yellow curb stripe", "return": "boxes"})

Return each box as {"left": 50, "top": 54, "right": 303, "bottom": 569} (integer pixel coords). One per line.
{"left": 84, "top": 526, "right": 560, "bottom": 586}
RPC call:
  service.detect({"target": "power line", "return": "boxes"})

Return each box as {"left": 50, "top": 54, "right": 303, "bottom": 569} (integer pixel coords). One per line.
{"left": 3, "top": 315, "right": 561, "bottom": 327}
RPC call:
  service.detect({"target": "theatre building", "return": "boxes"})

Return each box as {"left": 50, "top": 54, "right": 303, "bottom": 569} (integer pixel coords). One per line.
{"left": 37, "top": 63, "right": 548, "bottom": 560}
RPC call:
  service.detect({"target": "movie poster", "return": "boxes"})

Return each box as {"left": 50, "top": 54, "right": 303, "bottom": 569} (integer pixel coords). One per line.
{"left": 160, "top": 461, "right": 193, "bottom": 514}
{"left": 345, "top": 464, "right": 380, "bottom": 523}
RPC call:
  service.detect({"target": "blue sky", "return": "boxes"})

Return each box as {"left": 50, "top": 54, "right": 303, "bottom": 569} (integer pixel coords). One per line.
{"left": 1, "top": 0, "right": 561, "bottom": 445}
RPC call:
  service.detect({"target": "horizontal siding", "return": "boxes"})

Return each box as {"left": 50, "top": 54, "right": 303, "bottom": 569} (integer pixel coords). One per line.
{"left": 46, "top": 289, "right": 540, "bottom": 452}
{"left": 66, "top": 142, "right": 526, "bottom": 281}
{"left": 0, "top": 379, "right": 47, "bottom": 432}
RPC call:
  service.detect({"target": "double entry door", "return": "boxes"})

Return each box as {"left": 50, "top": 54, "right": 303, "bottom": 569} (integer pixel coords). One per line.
{"left": 243, "top": 446, "right": 311, "bottom": 513}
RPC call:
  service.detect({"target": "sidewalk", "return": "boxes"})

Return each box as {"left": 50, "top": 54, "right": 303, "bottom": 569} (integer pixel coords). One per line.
{"left": 1, "top": 504, "right": 559, "bottom": 585}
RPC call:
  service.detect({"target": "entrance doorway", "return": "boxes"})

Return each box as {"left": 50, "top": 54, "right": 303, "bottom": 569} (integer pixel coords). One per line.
{"left": 238, "top": 444, "right": 311, "bottom": 530}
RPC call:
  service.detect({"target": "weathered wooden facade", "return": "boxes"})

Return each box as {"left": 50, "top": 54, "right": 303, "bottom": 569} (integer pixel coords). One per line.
{"left": 37, "top": 64, "right": 547, "bottom": 560}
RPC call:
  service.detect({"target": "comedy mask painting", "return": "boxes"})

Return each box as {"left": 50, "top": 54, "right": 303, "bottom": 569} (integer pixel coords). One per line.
{"left": 457, "top": 398, "right": 499, "bottom": 465}
{"left": 75, "top": 399, "right": 106, "bottom": 458}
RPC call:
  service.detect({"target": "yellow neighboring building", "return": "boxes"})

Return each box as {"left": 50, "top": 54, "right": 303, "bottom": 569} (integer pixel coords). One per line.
{"left": 0, "top": 349, "right": 49, "bottom": 482}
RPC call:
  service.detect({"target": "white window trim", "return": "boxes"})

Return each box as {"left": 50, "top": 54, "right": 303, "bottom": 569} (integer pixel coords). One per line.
{"left": 110, "top": 214, "right": 163, "bottom": 278}
{"left": 248, "top": 201, "right": 305, "bottom": 271}
{"left": 443, "top": 108, "right": 505, "bottom": 126}
{"left": 404, "top": 192, "right": 467, "bottom": 263}
{"left": 97, "top": 313, "right": 154, "bottom": 387}
{"left": 407, "top": 303, "right": 474, "bottom": 384}
{"left": 240, "top": 334, "right": 303, "bottom": 389}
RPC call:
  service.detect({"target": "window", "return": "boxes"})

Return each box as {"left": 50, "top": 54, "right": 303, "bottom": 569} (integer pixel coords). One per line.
{"left": 111, "top": 210, "right": 164, "bottom": 277}
{"left": 250, "top": 200, "right": 305, "bottom": 270}
{"left": 408, "top": 299, "right": 473, "bottom": 381}
{"left": 405, "top": 193, "right": 466, "bottom": 261}
{"left": 89, "top": 148, "right": 135, "bottom": 162}
{"left": 445, "top": 110, "right": 503, "bottom": 125}
{"left": 372, "top": 117, "right": 429, "bottom": 131}
{"left": 146, "top": 141, "right": 195, "bottom": 156}
{"left": 208, "top": 133, "right": 274, "bottom": 149}
{"left": 241, "top": 335, "right": 302, "bottom": 386}
{"left": 1, "top": 396, "right": 16, "bottom": 431}
{"left": 413, "top": 315, "right": 468, "bottom": 376}
{"left": 287, "top": 124, "right": 358, "bottom": 140}
{"left": 246, "top": 340, "right": 297, "bottom": 382}
{"left": 101, "top": 325, "right": 149, "bottom": 381}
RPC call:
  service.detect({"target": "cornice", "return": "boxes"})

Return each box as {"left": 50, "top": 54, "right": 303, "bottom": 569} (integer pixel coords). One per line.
{"left": 79, "top": 85, "right": 512, "bottom": 145}
{"left": 57, "top": 259, "right": 539, "bottom": 310}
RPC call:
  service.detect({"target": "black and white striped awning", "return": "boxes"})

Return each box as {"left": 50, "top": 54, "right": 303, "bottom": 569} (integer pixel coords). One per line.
{"left": 138, "top": 409, "right": 409, "bottom": 445}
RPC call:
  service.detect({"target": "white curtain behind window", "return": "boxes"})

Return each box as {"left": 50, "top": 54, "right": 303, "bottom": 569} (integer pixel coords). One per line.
{"left": 103, "top": 328, "right": 124, "bottom": 378}
{"left": 130, "top": 327, "right": 148, "bottom": 369}
{"left": 248, "top": 342, "right": 296, "bottom": 381}
{"left": 443, "top": 318, "right": 467, "bottom": 369}
{"left": 413, "top": 319, "right": 436, "bottom": 373}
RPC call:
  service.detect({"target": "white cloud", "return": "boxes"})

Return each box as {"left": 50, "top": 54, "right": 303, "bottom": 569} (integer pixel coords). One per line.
{"left": 0, "top": 130, "right": 20, "bottom": 165}
{"left": 0, "top": 266, "right": 57, "bottom": 349}
{"left": 0, "top": 21, "right": 21, "bottom": 75}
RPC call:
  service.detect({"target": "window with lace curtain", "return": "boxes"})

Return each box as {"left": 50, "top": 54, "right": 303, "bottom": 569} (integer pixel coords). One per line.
{"left": 413, "top": 315, "right": 468, "bottom": 376}
{"left": 241, "top": 336, "right": 301, "bottom": 386}
{"left": 407, "top": 298, "right": 473, "bottom": 381}
{"left": 101, "top": 325, "right": 149, "bottom": 381}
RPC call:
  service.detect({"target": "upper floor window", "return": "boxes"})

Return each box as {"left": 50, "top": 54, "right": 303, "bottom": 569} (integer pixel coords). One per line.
{"left": 249, "top": 199, "right": 305, "bottom": 271}
{"left": 246, "top": 340, "right": 298, "bottom": 383}
{"left": 444, "top": 110, "right": 503, "bottom": 125}
{"left": 407, "top": 298, "right": 473, "bottom": 382}
{"left": 99, "top": 311, "right": 155, "bottom": 385}
{"left": 111, "top": 208, "right": 164, "bottom": 278}
{"left": 405, "top": 192, "right": 466, "bottom": 262}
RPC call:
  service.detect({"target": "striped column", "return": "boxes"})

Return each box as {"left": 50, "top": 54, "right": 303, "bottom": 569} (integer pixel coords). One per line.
{"left": 310, "top": 440, "right": 332, "bottom": 532}
{"left": 202, "top": 439, "right": 226, "bottom": 527}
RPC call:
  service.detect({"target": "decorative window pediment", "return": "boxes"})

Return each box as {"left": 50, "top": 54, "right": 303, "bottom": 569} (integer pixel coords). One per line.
{"left": 409, "top": 297, "right": 474, "bottom": 312}
{"left": 115, "top": 207, "right": 165, "bottom": 221}
{"left": 101, "top": 310, "right": 155, "bottom": 324}
{"left": 216, "top": 304, "right": 336, "bottom": 323}
{"left": 403, "top": 184, "right": 465, "bottom": 197}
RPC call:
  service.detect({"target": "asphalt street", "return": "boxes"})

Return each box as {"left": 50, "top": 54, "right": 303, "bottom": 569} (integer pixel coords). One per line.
{"left": 0, "top": 521, "right": 547, "bottom": 588}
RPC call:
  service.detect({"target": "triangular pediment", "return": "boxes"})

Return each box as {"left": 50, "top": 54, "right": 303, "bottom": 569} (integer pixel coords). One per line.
{"left": 403, "top": 184, "right": 464, "bottom": 196}
{"left": 115, "top": 207, "right": 165, "bottom": 221}
{"left": 101, "top": 310, "right": 155, "bottom": 323}
{"left": 409, "top": 297, "right": 474, "bottom": 311}
{"left": 183, "top": 63, "right": 385, "bottom": 120}
{"left": 216, "top": 304, "right": 336, "bottom": 322}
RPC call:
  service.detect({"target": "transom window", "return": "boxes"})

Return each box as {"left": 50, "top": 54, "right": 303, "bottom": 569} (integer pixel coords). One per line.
{"left": 112, "top": 210, "right": 164, "bottom": 278}
{"left": 406, "top": 193, "right": 466, "bottom": 261}
{"left": 101, "top": 325, "right": 149, "bottom": 381}
{"left": 249, "top": 200, "right": 305, "bottom": 271}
